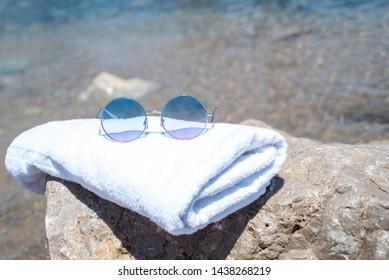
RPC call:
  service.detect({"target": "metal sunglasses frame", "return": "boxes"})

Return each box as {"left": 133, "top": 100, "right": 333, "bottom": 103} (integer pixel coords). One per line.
{"left": 96, "top": 95, "right": 217, "bottom": 141}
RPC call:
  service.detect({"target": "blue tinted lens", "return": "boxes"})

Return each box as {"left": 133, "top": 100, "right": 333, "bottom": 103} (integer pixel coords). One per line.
{"left": 101, "top": 97, "right": 146, "bottom": 142}
{"left": 161, "top": 95, "right": 208, "bottom": 140}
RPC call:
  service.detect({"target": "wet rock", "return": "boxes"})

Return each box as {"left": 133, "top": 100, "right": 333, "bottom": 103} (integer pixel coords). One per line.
{"left": 44, "top": 120, "right": 389, "bottom": 259}
{"left": 0, "top": 190, "right": 46, "bottom": 260}
{"left": 79, "top": 71, "right": 159, "bottom": 102}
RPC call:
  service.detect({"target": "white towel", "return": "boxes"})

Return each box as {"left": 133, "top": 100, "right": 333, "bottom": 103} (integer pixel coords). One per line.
{"left": 4, "top": 117, "right": 287, "bottom": 235}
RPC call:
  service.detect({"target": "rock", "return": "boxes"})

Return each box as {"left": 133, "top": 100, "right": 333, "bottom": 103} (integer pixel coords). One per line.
{"left": 79, "top": 71, "right": 159, "bottom": 102}
{"left": 44, "top": 120, "right": 389, "bottom": 260}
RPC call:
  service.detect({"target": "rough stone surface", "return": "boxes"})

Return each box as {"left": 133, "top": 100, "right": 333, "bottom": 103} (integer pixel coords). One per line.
{"left": 45, "top": 120, "right": 389, "bottom": 260}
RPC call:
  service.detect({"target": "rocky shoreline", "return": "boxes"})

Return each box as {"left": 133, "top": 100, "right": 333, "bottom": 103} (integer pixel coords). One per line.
{"left": 44, "top": 119, "right": 389, "bottom": 260}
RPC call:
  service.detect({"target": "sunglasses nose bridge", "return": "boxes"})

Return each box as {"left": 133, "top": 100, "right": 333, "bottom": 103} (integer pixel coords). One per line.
{"left": 146, "top": 110, "right": 161, "bottom": 115}
{"left": 145, "top": 110, "right": 164, "bottom": 127}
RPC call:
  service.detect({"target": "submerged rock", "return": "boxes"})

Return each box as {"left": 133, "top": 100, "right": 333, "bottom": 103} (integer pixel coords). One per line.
{"left": 44, "top": 120, "right": 389, "bottom": 260}
{"left": 79, "top": 71, "right": 159, "bottom": 102}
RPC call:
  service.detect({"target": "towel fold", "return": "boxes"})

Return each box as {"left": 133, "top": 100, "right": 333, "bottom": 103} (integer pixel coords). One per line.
{"left": 5, "top": 117, "right": 287, "bottom": 235}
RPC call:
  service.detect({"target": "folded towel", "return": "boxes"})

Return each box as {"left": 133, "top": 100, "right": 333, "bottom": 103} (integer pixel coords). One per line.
{"left": 5, "top": 117, "right": 287, "bottom": 235}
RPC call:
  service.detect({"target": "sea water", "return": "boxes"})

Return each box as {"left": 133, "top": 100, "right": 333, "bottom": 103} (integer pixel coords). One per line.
{"left": 0, "top": 0, "right": 388, "bottom": 258}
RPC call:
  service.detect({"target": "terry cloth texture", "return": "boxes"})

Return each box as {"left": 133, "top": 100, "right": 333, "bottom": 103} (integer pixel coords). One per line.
{"left": 5, "top": 118, "right": 287, "bottom": 235}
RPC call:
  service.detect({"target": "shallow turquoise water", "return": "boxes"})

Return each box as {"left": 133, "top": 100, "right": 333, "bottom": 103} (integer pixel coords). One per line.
{"left": 0, "top": 0, "right": 388, "bottom": 258}
{"left": 1, "top": 0, "right": 388, "bottom": 144}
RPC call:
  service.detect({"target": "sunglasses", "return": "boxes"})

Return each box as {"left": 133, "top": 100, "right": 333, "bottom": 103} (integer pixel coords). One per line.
{"left": 96, "top": 95, "right": 217, "bottom": 142}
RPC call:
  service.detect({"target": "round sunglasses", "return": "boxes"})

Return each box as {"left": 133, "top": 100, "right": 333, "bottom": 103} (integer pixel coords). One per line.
{"left": 96, "top": 95, "right": 217, "bottom": 142}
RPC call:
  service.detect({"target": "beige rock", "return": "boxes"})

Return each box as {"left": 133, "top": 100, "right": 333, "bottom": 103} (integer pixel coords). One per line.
{"left": 79, "top": 71, "right": 159, "bottom": 102}
{"left": 45, "top": 120, "right": 389, "bottom": 260}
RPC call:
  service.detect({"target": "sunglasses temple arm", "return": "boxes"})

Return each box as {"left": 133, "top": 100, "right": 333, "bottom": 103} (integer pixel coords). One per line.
{"left": 95, "top": 108, "right": 119, "bottom": 119}
{"left": 208, "top": 107, "right": 217, "bottom": 123}
{"left": 96, "top": 108, "right": 102, "bottom": 119}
